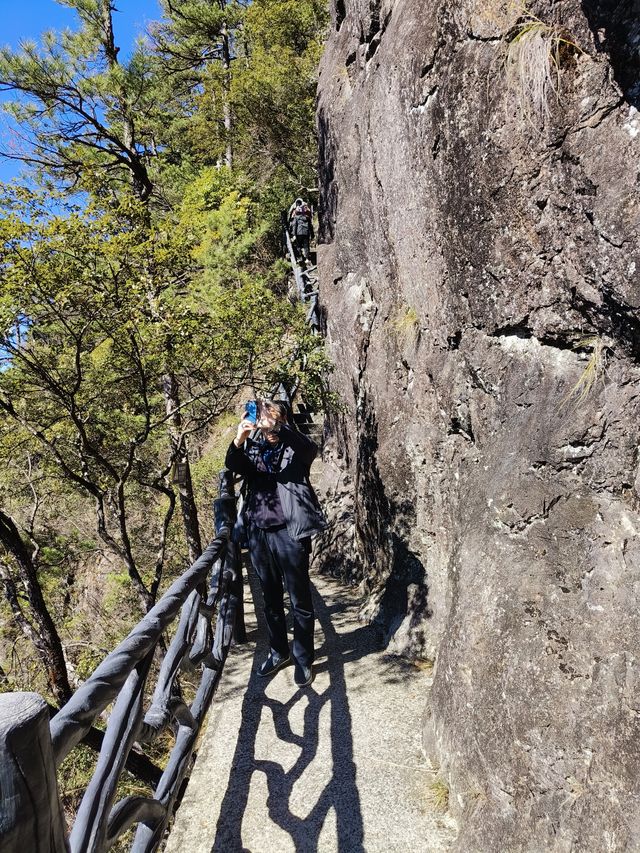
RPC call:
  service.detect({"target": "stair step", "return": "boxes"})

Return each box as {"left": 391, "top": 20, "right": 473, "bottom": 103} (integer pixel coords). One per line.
{"left": 302, "top": 426, "right": 323, "bottom": 437}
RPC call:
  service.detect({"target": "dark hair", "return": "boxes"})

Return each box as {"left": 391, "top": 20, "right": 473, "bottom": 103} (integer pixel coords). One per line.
{"left": 262, "top": 399, "right": 292, "bottom": 425}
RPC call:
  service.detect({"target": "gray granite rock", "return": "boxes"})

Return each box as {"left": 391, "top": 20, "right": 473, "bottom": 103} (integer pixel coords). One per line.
{"left": 316, "top": 0, "right": 640, "bottom": 848}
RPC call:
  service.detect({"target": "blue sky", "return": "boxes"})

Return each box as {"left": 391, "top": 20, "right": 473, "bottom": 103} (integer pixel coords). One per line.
{"left": 0, "top": 0, "right": 162, "bottom": 183}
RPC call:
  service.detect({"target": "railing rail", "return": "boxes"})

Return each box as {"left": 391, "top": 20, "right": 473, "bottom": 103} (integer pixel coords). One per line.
{"left": 51, "top": 532, "right": 229, "bottom": 765}
{"left": 0, "top": 489, "right": 243, "bottom": 853}
{"left": 284, "top": 226, "right": 320, "bottom": 335}
{"left": 0, "top": 217, "right": 319, "bottom": 853}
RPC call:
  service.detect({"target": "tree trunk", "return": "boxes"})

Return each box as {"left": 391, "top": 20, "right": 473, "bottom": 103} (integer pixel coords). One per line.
{"left": 0, "top": 510, "right": 72, "bottom": 705}
{"left": 100, "top": 0, "right": 153, "bottom": 201}
{"left": 221, "top": 21, "right": 233, "bottom": 169}
{"left": 162, "top": 371, "right": 202, "bottom": 564}
{"left": 100, "top": 0, "right": 117, "bottom": 63}
{"left": 103, "top": 0, "right": 200, "bottom": 563}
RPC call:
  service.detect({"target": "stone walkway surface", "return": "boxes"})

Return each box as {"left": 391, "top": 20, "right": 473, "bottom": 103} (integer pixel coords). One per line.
{"left": 165, "top": 565, "right": 455, "bottom": 853}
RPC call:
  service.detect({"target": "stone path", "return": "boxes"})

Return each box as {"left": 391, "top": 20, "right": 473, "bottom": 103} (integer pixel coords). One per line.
{"left": 165, "top": 563, "right": 456, "bottom": 853}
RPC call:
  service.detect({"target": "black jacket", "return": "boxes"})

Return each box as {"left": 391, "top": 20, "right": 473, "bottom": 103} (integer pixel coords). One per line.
{"left": 225, "top": 425, "right": 327, "bottom": 541}
{"left": 290, "top": 207, "right": 314, "bottom": 239}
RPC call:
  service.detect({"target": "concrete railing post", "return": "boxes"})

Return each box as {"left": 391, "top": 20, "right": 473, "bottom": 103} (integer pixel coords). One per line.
{"left": 0, "top": 692, "right": 68, "bottom": 853}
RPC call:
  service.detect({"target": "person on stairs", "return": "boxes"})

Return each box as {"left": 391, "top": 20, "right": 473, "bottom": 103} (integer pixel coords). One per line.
{"left": 225, "top": 399, "right": 327, "bottom": 687}
{"left": 289, "top": 198, "right": 314, "bottom": 266}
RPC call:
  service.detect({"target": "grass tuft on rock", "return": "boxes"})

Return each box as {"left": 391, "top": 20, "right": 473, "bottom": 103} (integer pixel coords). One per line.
{"left": 561, "top": 336, "right": 609, "bottom": 407}
{"left": 392, "top": 305, "right": 420, "bottom": 343}
{"left": 503, "top": 7, "right": 579, "bottom": 127}
{"left": 427, "top": 777, "right": 450, "bottom": 812}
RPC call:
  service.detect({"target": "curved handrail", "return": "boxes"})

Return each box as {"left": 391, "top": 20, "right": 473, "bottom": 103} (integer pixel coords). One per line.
{"left": 0, "top": 495, "right": 242, "bottom": 853}
{"left": 51, "top": 534, "right": 229, "bottom": 765}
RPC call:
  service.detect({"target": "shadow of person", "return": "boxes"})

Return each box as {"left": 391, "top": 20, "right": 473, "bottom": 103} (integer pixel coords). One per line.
{"left": 211, "top": 563, "right": 376, "bottom": 853}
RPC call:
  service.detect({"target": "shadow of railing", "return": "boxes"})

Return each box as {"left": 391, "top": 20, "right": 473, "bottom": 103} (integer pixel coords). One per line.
{"left": 211, "top": 565, "right": 379, "bottom": 852}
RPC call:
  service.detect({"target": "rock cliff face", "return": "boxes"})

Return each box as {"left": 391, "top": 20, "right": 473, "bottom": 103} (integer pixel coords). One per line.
{"left": 316, "top": 0, "right": 640, "bottom": 848}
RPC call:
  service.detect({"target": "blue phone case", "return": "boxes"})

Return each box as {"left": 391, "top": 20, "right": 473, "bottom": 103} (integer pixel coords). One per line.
{"left": 245, "top": 400, "right": 258, "bottom": 423}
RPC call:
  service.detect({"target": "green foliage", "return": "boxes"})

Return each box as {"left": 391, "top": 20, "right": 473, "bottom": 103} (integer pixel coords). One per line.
{"left": 58, "top": 742, "right": 99, "bottom": 816}
{"left": 57, "top": 741, "right": 155, "bottom": 853}
{"left": 0, "top": 12, "right": 159, "bottom": 198}
{"left": 172, "top": 0, "right": 327, "bottom": 192}
{"left": 179, "top": 167, "right": 266, "bottom": 288}
{"left": 230, "top": 0, "right": 328, "bottom": 186}
{"left": 190, "top": 411, "right": 238, "bottom": 538}
{"left": 0, "top": 190, "right": 171, "bottom": 474}
{"left": 156, "top": 0, "right": 246, "bottom": 47}
{"left": 0, "top": 0, "right": 330, "bottom": 721}
{"left": 427, "top": 777, "right": 450, "bottom": 812}
{"left": 0, "top": 181, "right": 311, "bottom": 605}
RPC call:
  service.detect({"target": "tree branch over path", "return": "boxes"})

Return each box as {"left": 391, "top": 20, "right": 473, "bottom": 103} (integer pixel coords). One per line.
{"left": 0, "top": 9, "right": 154, "bottom": 200}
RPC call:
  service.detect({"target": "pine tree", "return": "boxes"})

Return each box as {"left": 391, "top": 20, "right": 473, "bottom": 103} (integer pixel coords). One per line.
{"left": 0, "top": 0, "right": 329, "bottom": 701}
{"left": 0, "top": 0, "right": 209, "bottom": 561}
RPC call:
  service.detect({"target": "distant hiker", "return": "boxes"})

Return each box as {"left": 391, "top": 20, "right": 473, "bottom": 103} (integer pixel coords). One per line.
{"left": 287, "top": 196, "right": 307, "bottom": 222}
{"left": 226, "top": 399, "right": 327, "bottom": 688}
{"left": 289, "top": 198, "right": 314, "bottom": 265}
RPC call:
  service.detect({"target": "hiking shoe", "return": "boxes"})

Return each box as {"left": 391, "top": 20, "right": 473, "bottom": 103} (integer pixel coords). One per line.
{"left": 257, "top": 653, "right": 290, "bottom": 678}
{"left": 294, "top": 662, "right": 313, "bottom": 687}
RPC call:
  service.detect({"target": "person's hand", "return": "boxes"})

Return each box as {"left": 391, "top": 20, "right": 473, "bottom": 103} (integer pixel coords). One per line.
{"left": 234, "top": 418, "right": 254, "bottom": 447}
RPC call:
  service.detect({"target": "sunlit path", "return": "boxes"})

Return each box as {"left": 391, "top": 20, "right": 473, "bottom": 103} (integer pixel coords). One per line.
{"left": 165, "top": 562, "right": 455, "bottom": 853}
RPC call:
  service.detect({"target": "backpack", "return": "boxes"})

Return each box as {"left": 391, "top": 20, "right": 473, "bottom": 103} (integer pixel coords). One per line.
{"left": 293, "top": 205, "right": 311, "bottom": 236}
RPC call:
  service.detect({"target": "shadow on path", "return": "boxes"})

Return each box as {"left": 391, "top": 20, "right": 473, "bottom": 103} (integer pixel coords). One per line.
{"left": 211, "top": 564, "right": 383, "bottom": 852}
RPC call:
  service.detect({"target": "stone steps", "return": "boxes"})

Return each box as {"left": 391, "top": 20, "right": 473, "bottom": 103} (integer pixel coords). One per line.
{"left": 292, "top": 402, "right": 323, "bottom": 444}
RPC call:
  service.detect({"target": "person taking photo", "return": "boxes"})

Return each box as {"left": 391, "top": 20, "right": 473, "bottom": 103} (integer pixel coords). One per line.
{"left": 225, "top": 400, "right": 327, "bottom": 687}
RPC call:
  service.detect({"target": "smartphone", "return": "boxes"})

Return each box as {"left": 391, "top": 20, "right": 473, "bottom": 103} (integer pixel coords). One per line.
{"left": 245, "top": 400, "right": 258, "bottom": 424}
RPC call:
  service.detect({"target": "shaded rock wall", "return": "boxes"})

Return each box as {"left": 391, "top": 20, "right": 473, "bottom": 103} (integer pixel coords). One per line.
{"left": 316, "top": 0, "right": 640, "bottom": 848}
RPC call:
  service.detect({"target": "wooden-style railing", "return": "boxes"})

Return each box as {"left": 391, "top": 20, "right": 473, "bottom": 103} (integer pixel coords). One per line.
{"left": 0, "top": 216, "right": 318, "bottom": 853}
{"left": 0, "top": 473, "right": 244, "bottom": 853}
{"left": 284, "top": 227, "right": 320, "bottom": 335}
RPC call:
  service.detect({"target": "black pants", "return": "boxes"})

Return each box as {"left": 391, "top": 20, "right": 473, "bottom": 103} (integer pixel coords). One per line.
{"left": 248, "top": 524, "right": 314, "bottom": 667}
{"left": 295, "top": 234, "right": 310, "bottom": 261}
